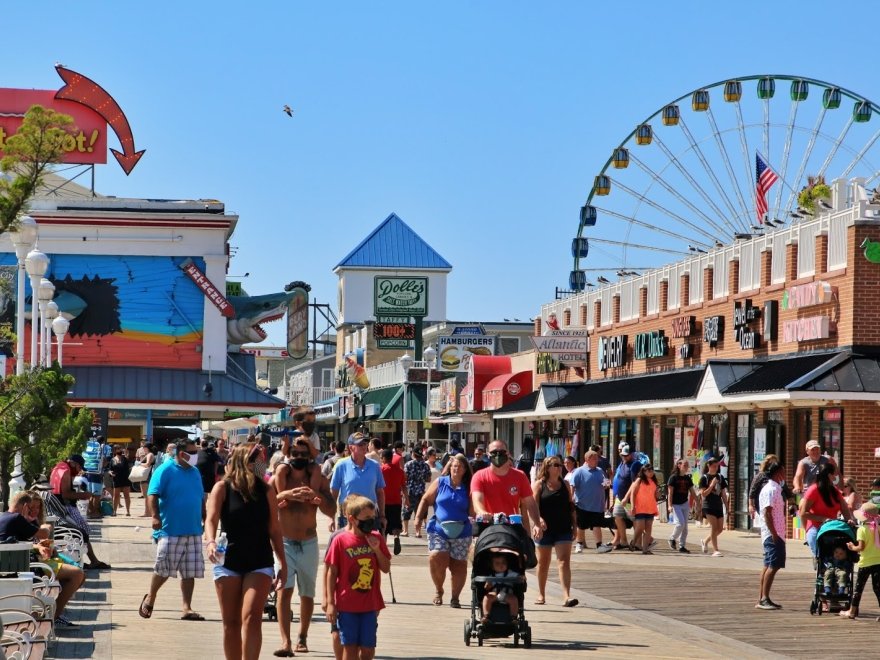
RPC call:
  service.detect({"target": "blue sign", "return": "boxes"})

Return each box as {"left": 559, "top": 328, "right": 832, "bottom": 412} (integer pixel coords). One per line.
{"left": 451, "top": 325, "right": 484, "bottom": 335}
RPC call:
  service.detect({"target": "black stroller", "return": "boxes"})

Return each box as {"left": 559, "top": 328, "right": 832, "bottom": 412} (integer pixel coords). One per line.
{"left": 809, "top": 520, "right": 858, "bottom": 615}
{"left": 464, "top": 523, "right": 534, "bottom": 648}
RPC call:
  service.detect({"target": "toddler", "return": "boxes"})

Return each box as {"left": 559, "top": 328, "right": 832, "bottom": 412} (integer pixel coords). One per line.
{"left": 482, "top": 553, "right": 520, "bottom": 623}
{"left": 823, "top": 546, "right": 851, "bottom": 596}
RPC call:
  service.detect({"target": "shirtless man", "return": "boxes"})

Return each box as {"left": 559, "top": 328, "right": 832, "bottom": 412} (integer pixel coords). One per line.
{"left": 272, "top": 438, "right": 335, "bottom": 656}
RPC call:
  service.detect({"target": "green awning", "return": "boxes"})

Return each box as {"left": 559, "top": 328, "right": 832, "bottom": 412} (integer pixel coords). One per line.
{"left": 381, "top": 385, "right": 427, "bottom": 421}
{"left": 359, "top": 387, "right": 401, "bottom": 420}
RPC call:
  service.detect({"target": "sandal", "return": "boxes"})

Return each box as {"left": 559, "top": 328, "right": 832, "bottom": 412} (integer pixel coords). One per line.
{"left": 433, "top": 593, "right": 443, "bottom": 606}
{"left": 295, "top": 635, "right": 309, "bottom": 653}
{"left": 180, "top": 611, "right": 205, "bottom": 621}
{"left": 273, "top": 650, "right": 294, "bottom": 658}
{"left": 533, "top": 597, "right": 545, "bottom": 605}
{"left": 138, "top": 594, "right": 153, "bottom": 619}
{"left": 563, "top": 598, "right": 579, "bottom": 607}
{"left": 450, "top": 597, "right": 461, "bottom": 609}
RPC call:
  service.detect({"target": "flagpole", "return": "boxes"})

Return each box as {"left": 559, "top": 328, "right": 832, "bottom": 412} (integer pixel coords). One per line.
{"left": 757, "top": 150, "right": 801, "bottom": 215}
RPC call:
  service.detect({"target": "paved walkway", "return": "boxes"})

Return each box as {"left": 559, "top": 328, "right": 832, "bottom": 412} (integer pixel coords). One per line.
{"left": 50, "top": 501, "right": 827, "bottom": 659}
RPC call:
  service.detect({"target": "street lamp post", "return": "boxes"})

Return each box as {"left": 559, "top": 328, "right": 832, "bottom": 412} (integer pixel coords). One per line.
{"left": 52, "top": 316, "right": 70, "bottom": 367}
{"left": 24, "top": 247, "right": 49, "bottom": 369}
{"left": 423, "top": 346, "right": 437, "bottom": 433}
{"left": 9, "top": 216, "right": 37, "bottom": 376}
{"left": 398, "top": 353, "right": 413, "bottom": 445}
{"left": 44, "top": 301, "right": 58, "bottom": 367}
{"left": 37, "top": 278, "right": 55, "bottom": 367}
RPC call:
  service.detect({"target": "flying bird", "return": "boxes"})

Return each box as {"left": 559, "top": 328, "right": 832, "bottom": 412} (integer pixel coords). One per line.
{"left": 282, "top": 104, "right": 293, "bottom": 117}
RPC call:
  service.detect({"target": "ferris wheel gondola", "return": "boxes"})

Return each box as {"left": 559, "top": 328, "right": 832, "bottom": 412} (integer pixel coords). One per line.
{"left": 570, "top": 74, "right": 880, "bottom": 292}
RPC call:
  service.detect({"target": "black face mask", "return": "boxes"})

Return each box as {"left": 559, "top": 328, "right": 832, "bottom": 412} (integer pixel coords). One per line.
{"left": 290, "top": 458, "right": 309, "bottom": 470}
{"left": 357, "top": 518, "right": 377, "bottom": 534}
{"left": 489, "top": 452, "right": 509, "bottom": 468}
{"left": 301, "top": 422, "right": 316, "bottom": 436}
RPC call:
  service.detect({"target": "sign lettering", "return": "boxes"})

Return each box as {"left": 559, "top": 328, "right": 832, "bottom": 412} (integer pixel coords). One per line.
{"left": 763, "top": 300, "right": 778, "bottom": 341}
{"left": 374, "top": 276, "right": 428, "bottom": 316}
{"left": 782, "top": 316, "right": 831, "bottom": 342}
{"left": 782, "top": 281, "right": 834, "bottom": 310}
{"left": 598, "top": 335, "right": 627, "bottom": 371}
{"left": 733, "top": 300, "right": 760, "bottom": 350}
{"left": 286, "top": 287, "right": 309, "bottom": 359}
{"left": 634, "top": 330, "right": 667, "bottom": 359}
{"left": 530, "top": 329, "right": 590, "bottom": 355}
{"left": 671, "top": 316, "right": 695, "bottom": 338}
{"left": 179, "top": 259, "right": 235, "bottom": 318}
{"left": 678, "top": 343, "right": 693, "bottom": 359}
{"left": 703, "top": 316, "right": 724, "bottom": 347}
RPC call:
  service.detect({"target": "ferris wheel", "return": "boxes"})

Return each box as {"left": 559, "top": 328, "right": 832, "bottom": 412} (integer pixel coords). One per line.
{"left": 569, "top": 74, "right": 880, "bottom": 291}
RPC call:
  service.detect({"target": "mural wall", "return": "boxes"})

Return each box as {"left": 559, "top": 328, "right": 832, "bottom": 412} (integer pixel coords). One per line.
{"left": 0, "top": 254, "right": 206, "bottom": 369}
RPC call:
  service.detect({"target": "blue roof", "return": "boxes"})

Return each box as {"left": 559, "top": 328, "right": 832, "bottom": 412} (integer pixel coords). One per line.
{"left": 335, "top": 213, "right": 452, "bottom": 270}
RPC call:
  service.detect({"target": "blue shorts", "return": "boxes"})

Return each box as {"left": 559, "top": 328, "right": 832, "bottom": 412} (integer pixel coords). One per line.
{"left": 337, "top": 610, "right": 378, "bottom": 648}
{"left": 86, "top": 472, "right": 103, "bottom": 495}
{"left": 762, "top": 536, "right": 786, "bottom": 569}
{"left": 536, "top": 530, "right": 573, "bottom": 547}
{"left": 212, "top": 564, "right": 274, "bottom": 581}
{"left": 634, "top": 513, "right": 655, "bottom": 521}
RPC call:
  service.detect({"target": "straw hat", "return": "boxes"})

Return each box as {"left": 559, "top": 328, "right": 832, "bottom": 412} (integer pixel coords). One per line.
{"left": 855, "top": 502, "right": 879, "bottom": 521}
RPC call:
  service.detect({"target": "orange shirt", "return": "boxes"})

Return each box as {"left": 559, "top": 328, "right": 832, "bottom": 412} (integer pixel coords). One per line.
{"left": 633, "top": 480, "right": 658, "bottom": 516}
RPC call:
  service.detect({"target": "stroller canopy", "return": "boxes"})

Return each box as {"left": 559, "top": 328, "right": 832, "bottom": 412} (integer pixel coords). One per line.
{"left": 817, "top": 519, "right": 857, "bottom": 543}
{"left": 474, "top": 524, "right": 537, "bottom": 570}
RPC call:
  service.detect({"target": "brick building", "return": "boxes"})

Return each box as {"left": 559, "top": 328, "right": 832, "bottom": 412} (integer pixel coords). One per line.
{"left": 495, "top": 179, "right": 880, "bottom": 535}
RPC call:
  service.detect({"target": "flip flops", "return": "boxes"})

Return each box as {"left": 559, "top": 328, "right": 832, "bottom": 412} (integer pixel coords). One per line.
{"left": 295, "top": 636, "right": 309, "bottom": 653}
{"left": 433, "top": 593, "right": 443, "bottom": 606}
{"left": 563, "top": 598, "right": 579, "bottom": 608}
{"left": 273, "top": 650, "right": 294, "bottom": 657}
{"left": 180, "top": 612, "right": 205, "bottom": 621}
{"left": 138, "top": 594, "right": 153, "bottom": 619}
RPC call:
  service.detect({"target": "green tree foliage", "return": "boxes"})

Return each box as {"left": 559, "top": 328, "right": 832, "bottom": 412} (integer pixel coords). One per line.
{"left": 0, "top": 366, "right": 87, "bottom": 506}
{"left": 0, "top": 104, "right": 75, "bottom": 234}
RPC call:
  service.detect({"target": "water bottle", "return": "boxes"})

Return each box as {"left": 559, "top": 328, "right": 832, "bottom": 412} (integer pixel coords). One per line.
{"left": 215, "top": 532, "right": 228, "bottom": 566}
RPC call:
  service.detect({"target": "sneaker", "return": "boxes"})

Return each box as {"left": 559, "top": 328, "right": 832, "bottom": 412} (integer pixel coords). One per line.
{"left": 668, "top": 539, "right": 677, "bottom": 550}
{"left": 755, "top": 598, "right": 776, "bottom": 610}
{"left": 712, "top": 551, "right": 723, "bottom": 557}
{"left": 55, "top": 615, "right": 77, "bottom": 627}
{"left": 700, "top": 539, "right": 708, "bottom": 554}
{"left": 678, "top": 546, "right": 691, "bottom": 554}
{"left": 574, "top": 542, "right": 583, "bottom": 554}
{"left": 766, "top": 599, "right": 782, "bottom": 609}
{"left": 596, "top": 544, "right": 612, "bottom": 554}
{"left": 647, "top": 540, "right": 658, "bottom": 551}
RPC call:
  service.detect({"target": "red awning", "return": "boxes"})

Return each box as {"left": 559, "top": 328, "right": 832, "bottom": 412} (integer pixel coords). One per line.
{"left": 482, "top": 371, "right": 533, "bottom": 411}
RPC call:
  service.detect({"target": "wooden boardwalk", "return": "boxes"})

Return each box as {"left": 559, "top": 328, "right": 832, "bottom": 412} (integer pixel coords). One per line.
{"left": 46, "top": 503, "right": 875, "bottom": 659}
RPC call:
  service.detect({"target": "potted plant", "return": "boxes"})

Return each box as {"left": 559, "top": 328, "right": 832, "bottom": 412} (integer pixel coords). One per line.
{"left": 797, "top": 175, "right": 832, "bottom": 214}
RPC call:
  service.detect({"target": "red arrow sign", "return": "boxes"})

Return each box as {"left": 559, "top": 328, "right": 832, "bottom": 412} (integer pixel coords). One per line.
{"left": 54, "top": 66, "right": 145, "bottom": 175}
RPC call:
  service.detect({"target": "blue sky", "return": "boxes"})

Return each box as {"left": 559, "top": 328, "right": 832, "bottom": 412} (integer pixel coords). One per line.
{"left": 5, "top": 1, "right": 876, "bottom": 346}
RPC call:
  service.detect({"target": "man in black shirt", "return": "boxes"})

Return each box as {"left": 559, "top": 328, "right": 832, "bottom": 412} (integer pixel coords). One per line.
{"left": 0, "top": 492, "right": 39, "bottom": 542}
{"left": 196, "top": 440, "right": 223, "bottom": 498}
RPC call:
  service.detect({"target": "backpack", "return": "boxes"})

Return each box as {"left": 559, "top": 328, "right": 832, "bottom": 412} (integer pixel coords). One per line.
{"left": 50, "top": 461, "right": 71, "bottom": 496}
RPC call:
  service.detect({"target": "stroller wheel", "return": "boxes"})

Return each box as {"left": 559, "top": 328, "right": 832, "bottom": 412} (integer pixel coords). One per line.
{"left": 478, "top": 632, "right": 483, "bottom": 647}
{"left": 464, "top": 621, "right": 471, "bottom": 646}
{"left": 809, "top": 601, "right": 817, "bottom": 615}
{"left": 513, "top": 632, "right": 519, "bottom": 648}
{"left": 523, "top": 630, "right": 532, "bottom": 649}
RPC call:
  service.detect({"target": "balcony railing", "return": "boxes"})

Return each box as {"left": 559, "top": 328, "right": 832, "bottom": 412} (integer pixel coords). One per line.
{"left": 364, "top": 360, "right": 434, "bottom": 389}
{"left": 287, "top": 386, "right": 337, "bottom": 407}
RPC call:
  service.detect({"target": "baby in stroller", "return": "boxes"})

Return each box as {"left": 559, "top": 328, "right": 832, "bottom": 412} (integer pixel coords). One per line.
{"left": 823, "top": 546, "right": 852, "bottom": 597}
{"left": 482, "top": 552, "right": 521, "bottom": 624}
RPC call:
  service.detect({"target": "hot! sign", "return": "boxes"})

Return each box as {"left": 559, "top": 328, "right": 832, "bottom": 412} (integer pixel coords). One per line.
{"left": 0, "top": 65, "right": 144, "bottom": 174}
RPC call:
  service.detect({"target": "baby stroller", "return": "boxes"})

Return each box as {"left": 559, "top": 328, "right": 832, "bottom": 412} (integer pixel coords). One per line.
{"left": 464, "top": 522, "right": 533, "bottom": 648}
{"left": 809, "top": 519, "right": 858, "bottom": 615}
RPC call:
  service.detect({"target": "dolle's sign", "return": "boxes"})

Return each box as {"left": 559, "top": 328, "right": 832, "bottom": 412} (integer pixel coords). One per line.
{"left": 598, "top": 335, "right": 627, "bottom": 371}
{"left": 374, "top": 277, "right": 428, "bottom": 316}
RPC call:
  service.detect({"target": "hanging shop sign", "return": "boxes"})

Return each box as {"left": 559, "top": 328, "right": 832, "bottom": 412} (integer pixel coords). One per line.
{"left": 529, "top": 329, "right": 590, "bottom": 363}
{"left": 782, "top": 316, "right": 831, "bottom": 342}
{"left": 703, "top": 316, "right": 724, "bottom": 347}
{"left": 678, "top": 343, "right": 694, "bottom": 359}
{"left": 286, "top": 287, "right": 310, "bottom": 359}
{"left": 763, "top": 300, "right": 778, "bottom": 341}
{"left": 671, "top": 316, "right": 696, "bottom": 338}
{"left": 782, "top": 281, "right": 834, "bottom": 310}
{"left": 451, "top": 325, "right": 485, "bottom": 335}
{"left": 438, "top": 335, "right": 496, "bottom": 372}
{"left": 862, "top": 238, "right": 880, "bottom": 263}
{"left": 733, "top": 299, "right": 761, "bottom": 350}
{"left": 597, "top": 335, "right": 627, "bottom": 371}
{"left": 374, "top": 276, "right": 428, "bottom": 316}
{"left": 634, "top": 330, "right": 667, "bottom": 359}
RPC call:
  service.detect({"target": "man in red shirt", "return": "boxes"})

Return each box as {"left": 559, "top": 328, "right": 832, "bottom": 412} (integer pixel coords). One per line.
{"left": 471, "top": 440, "right": 544, "bottom": 541}
{"left": 380, "top": 448, "right": 407, "bottom": 555}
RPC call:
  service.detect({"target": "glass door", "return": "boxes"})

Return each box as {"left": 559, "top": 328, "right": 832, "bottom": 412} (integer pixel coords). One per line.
{"left": 735, "top": 414, "right": 753, "bottom": 529}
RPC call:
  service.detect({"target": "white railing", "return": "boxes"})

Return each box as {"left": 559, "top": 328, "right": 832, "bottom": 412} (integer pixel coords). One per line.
{"left": 542, "top": 184, "right": 869, "bottom": 324}
{"left": 288, "top": 386, "right": 337, "bottom": 407}
{"left": 364, "top": 360, "right": 433, "bottom": 389}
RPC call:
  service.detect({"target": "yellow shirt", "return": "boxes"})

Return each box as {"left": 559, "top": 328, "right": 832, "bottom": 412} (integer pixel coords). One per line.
{"left": 856, "top": 524, "right": 880, "bottom": 568}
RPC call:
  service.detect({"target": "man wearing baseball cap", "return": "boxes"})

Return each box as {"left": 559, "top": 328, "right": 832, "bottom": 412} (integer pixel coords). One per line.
{"left": 611, "top": 444, "right": 644, "bottom": 550}
{"left": 330, "top": 433, "right": 386, "bottom": 530}
{"left": 793, "top": 439, "right": 839, "bottom": 494}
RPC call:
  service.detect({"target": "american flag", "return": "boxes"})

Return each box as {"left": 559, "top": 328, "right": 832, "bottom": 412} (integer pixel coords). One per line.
{"left": 755, "top": 152, "right": 779, "bottom": 224}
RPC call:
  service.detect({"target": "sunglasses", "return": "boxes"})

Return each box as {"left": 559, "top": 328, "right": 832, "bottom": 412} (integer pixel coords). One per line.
{"left": 549, "top": 463, "right": 563, "bottom": 468}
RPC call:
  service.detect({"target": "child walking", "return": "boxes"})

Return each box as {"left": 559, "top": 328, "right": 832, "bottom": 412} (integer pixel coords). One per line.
{"left": 324, "top": 494, "right": 391, "bottom": 659}
{"left": 841, "top": 502, "right": 880, "bottom": 619}
{"left": 622, "top": 464, "right": 659, "bottom": 554}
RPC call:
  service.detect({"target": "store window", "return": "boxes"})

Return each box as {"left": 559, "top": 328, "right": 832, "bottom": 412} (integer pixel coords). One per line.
{"left": 819, "top": 408, "right": 843, "bottom": 474}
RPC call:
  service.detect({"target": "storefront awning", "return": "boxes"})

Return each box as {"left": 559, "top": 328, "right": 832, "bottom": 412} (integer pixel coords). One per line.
{"left": 482, "top": 371, "right": 532, "bottom": 411}
{"left": 553, "top": 368, "right": 705, "bottom": 409}
{"left": 380, "top": 385, "right": 428, "bottom": 421}
{"left": 359, "top": 387, "right": 400, "bottom": 420}
{"left": 492, "top": 383, "right": 580, "bottom": 420}
{"left": 722, "top": 352, "right": 848, "bottom": 394}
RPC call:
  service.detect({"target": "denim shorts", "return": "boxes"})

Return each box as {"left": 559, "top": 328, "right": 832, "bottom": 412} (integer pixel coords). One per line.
{"left": 212, "top": 564, "right": 275, "bottom": 581}
{"left": 337, "top": 610, "right": 378, "bottom": 648}
{"left": 762, "top": 536, "right": 786, "bottom": 569}
{"left": 536, "top": 530, "right": 573, "bottom": 547}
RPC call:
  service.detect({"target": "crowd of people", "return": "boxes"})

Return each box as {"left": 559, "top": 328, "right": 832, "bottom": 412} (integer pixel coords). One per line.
{"left": 24, "top": 411, "right": 880, "bottom": 657}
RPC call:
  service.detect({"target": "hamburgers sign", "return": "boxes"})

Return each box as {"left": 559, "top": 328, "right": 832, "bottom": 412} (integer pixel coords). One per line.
{"left": 437, "top": 335, "right": 496, "bottom": 372}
